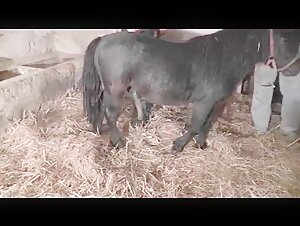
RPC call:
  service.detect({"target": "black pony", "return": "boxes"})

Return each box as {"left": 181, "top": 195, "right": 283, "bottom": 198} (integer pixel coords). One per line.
{"left": 82, "top": 29, "right": 300, "bottom": 153}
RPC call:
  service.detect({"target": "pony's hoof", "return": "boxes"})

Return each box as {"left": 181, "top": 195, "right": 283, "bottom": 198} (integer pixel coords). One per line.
{"left": 130, "top": 119, "right": 143, "bottom": 128}
{"left": 194, "top": 135, "right": 209, "bottom": 150}
{"left": 171, "top": 142, "right": 184, "bottom": 154}
{"left": 194, "top": 141, "right": 208, "bottom": 150}
{"left": 201, "top": 142, "right": 208, "bottom": 149}
{"left": 130, "top": 118, "right": 149, "bottom": 128}
{"left": 110, "top": 137, "right": 126, "bottom": 149}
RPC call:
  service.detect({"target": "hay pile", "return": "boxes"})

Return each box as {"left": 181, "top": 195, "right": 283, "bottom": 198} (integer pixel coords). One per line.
{"left": 0, "top": 89, "right": 299, "bottom": 198}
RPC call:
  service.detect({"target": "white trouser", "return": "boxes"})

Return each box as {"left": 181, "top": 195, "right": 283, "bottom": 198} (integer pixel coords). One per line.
{"left": 251, "top": 64, "right": 278, "bottom": 133}
{"left": 279, "top": 73, "right": 300, "bottom": 135}
{"left": 251, "top": 64, "right": 300, "bottom": 135}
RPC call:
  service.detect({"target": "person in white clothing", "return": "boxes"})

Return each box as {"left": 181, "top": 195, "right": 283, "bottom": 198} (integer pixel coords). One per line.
{"left": 251, "top": 63, "right": 300, "bottom": 139}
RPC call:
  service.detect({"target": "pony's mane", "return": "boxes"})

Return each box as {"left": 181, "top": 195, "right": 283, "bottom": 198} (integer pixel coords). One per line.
{"left": 178, "top": 29, "right": 270, "bottom": 88}
{"left": 188, "top": 29, "right": 270, "bottom": 63}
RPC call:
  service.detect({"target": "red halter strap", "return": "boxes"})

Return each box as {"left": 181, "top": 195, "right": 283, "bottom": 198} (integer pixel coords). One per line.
{"left": 265, "top": 29, "right": 278, "bottom": 70}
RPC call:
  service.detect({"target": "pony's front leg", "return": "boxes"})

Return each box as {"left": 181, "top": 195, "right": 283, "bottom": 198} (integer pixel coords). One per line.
{"left": 194, "top": 112, "right": 216, "bottom": 149}
{"left": 171, "top": 101, "right": 215, "bottom": 153}
{"left": 103, "top": 92, "right": 126, "bottom": 148}
{"left": 194, "top": 101, "right": 226, "bottom": 149}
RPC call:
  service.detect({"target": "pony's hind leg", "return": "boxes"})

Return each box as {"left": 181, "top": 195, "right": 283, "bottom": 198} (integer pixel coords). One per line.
{"left": 93, "top": 91, "right": 107, "bottom": 134}
{"left": 103, "top": 91, "right": 126, "bottom": 148}
{"left": 171, "top": 100, "right": 216, "bottom": 153}
{"left": 142, "top": 101, "right": 154, "bottom": 124}
{"left": 131, "top": 91, "right": 154, "bottom": 126}
{"left": 132, "top": 91, "right": 144, "bottom": 124}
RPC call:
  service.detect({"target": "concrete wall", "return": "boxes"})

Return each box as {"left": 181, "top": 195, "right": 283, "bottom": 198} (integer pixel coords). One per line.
{"left": 0, "top": 59, "right": 83, "bottom": 131}
{"left": 0, "top": 29, "right": 119, "bottom": 64}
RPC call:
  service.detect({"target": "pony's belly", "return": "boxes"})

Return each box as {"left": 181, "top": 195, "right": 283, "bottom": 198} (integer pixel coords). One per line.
{"left": 131, "top": 77, "right": 191, "bottom": 106}
{"left": 137, "top": 89, "right": 188, "bottom": 106}
{"left": 141, "top": 95, "right": 185, "bottom": 106}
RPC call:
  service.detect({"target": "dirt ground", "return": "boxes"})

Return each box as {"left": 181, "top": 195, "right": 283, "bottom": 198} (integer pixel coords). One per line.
{"left": 0, "top": 89, "right": 300, "bottom": 198}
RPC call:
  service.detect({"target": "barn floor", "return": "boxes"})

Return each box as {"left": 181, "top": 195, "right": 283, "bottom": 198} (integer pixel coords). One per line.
{"left": 1, "top": 89, "right": 300, "bottom": 198}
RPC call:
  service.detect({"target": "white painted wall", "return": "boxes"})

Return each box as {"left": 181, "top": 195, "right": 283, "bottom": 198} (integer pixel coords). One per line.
{"left": 52, "top": 29, "right": 118, "bottom": 55}
{"left": 159, "top": 29, "right": 222, "bottom": 43}
{"left": 0, "top": 29, "right": 222, "bottom": 65}
{"left": 0, "top": 30, "right": 54, "bottom": 59}
{"left": 0, "top": 29, "right": 117, "bottom": 61}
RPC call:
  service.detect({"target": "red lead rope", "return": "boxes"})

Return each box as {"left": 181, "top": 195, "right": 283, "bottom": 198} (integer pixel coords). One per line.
{"left": 265, "top": 29, "right": 278, "bottom": 70}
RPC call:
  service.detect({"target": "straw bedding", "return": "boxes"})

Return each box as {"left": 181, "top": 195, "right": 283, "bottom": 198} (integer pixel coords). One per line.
{"left": 1, "top": 88, "right": 300, "bottom": 198}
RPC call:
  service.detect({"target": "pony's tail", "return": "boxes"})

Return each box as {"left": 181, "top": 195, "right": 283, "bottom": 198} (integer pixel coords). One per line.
{"left": 82, "top": 36, "right": 104, "bottom": 132}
